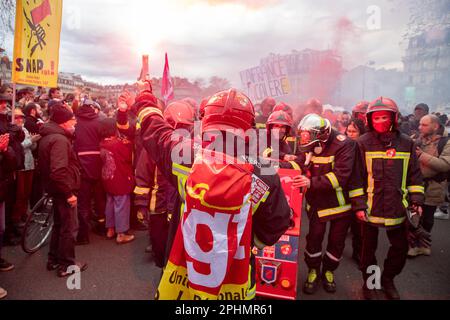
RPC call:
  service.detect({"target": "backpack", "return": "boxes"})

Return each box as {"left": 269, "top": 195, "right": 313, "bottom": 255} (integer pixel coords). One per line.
{"left": 430, "top": 136, "right": 449, "bottom": 183}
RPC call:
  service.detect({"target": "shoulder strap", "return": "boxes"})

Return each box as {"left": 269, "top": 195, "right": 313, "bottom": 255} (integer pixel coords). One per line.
{"left": 437, "top": 136, "right": 448, "bottom": 156}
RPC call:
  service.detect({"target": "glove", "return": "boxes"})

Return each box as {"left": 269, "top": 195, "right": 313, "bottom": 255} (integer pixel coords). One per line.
{"left": 117, "top": 90, "right": 135, "bottom": 112}
{"left": 131, "top": 90, "right": 161, "bottom": 116}
{"left": 136, "top": 206, "right": 150, "bottom": 222}
{"left": 409, "top": 226, "right": 432, "bottom": 248}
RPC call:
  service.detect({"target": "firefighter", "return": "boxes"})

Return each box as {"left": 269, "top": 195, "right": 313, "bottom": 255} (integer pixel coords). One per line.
{"left": 255, "top": 97, "right": 276, "bottom": 129}
{"left": 119, "top": 88, "right": 291, "bottom": 300}
{"left": 352, "top": 101, "right": 369, "bottom": 125}
{"left": 292, "top": 113, "right": 366, "bottom": 294}
{"left": 357, "top": 97, "right": 424, "bottom": 300}
{"left": 134, "top": 101, "right": 195, "bottom": 267}
{"left": 263, "top": 110, "right": 295, "bottom": 161}
{"left": 272, "top": 102, "right": 298, "bottom": 154}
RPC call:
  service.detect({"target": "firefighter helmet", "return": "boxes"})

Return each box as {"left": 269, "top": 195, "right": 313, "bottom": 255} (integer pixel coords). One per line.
{"left": 267, "top": 110, "right": 294, "bottom": 128}
{"left": 352, "top": 101, "right": 369, "bottom": 117}
{"left": 273, "top": 102, "right": 293, "bottom": 118}
{"left": 201, "top": 88, "right": 255, "bottom": 132}
{"left": 366, "top": 97, "right": 399, "bottom": 129}
{"left": 164, "top": 101, "right": 195, "bottom": 129}
{"left": 297, "top": 113, "right": 331, "bottom": 151}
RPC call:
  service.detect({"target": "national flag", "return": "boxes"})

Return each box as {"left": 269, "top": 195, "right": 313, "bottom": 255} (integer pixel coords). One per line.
{"left": 31, "top": 0, "right": 52, "bottom": 25}
{"left": 161, "top": 52, "right": 174, "bottom": 104}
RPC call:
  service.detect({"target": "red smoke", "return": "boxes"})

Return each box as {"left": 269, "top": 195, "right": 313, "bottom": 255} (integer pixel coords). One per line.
{"left": 307, "top": 17, "right": 357, "bottom": 104}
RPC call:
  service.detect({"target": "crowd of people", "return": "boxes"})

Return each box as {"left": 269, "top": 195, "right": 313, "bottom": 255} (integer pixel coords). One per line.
{"left": 0, "top": 80, "right": 448, "bottom": 300}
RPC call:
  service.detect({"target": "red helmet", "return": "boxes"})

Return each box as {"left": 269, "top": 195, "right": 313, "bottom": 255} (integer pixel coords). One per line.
{"left": 352, "top": 101, "right": 369, "bottom": 116}
{"left": 366, "top": 97, "right": 399, "bottom": 129}
{"left": 201, "top": 88, "right": 255, "bottom": 132}
{"left": 198, "top": 96, "right": 210, "bottom": 120}
{"left": 304, "top": 98, "right": 323, "bottom": 115}
{"left": 261, "top": 97, "right": 276, "bottom": 110}
{"left": 164, "top": 101, "right": 195, "bottom": 129}
{"left": 266, "top": 110, "right": 293, "bottom": 129}
{"left": 272, "top": 102, "right": 293, "bottom": 118}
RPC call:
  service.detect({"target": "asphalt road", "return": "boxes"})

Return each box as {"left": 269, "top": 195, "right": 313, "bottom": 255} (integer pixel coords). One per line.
{"left": 1, "top": 211, "right": 449, "bottom": 300}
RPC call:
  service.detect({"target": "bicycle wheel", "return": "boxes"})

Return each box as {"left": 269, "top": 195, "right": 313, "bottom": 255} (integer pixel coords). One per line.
{"left": 21, "top": 195, "right": 54, "bottom": 254}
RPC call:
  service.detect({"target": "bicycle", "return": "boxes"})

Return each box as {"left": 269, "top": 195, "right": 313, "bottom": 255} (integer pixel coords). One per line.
{"left": 21, "top": 194, "right": 54, "bottom": 254}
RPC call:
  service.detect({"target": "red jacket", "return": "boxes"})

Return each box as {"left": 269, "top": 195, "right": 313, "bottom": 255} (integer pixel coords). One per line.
{"left": 100, "top": 137, "right": 135, "bottom": 195}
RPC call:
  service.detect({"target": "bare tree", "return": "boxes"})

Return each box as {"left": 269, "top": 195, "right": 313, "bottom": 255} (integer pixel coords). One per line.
{"left": 0, "top": 0, "right": 15, "bottom": 47}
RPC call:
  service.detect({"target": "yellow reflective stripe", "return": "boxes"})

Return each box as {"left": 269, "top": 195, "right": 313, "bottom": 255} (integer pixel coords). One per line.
{"left": 137, "top": 107, "right": 163, "bottom": 124}
{"left": 252, "top": 190, "right": 270, "bottom": 214}
{"left": 311, "top": 156, "right": 335, "bottom": 164}
{"left": 336, "top": 187, "right": 346, "bottom": 206}
{"left": 256, "top": 123, "right": 266, "bottom": 129}
{"left": 134, "top": 186, "right": 150, "bottom": 195}
{"left": 366, "top": 156, "right": 374, "bottom": 213}
{"left": 365, "top": 151, "right": 411, "bottom": 159}
{"left": 407, "top": 185, "right": 424, "bottom": 193}
{"left": 367, "top": 215, "right": 406, "bottom": 226}
{"left": 172, "top": 164, "right": 189, "bottom": 200}
{"left": 318, "top": 204, "right": 352, "bottom": 218}
{"left": 401, "top": 156, "right": 410, "bottom": 208}
{"left": 288, "top": 161, "right": 300, "bottom": 171}
{"left": 349, "top": 188, "right": 364, "bottom": 198}
{"left": 149, "top": 167, "right": 159, "bottom": 212}
{"left": 116, "top": 122, "right": 130, "bottom": 130}
{"left": 286, "top": 136, "right": 296, "bottom": 142}
{"left": 306, "top": 203, "right": 311, "bottom": 211}
{"left": 263, "top": 147, "right": 272, "bottom": 158}
{"left": 172, "top": 163, "right": 190, "bottom": 176}
{"left": 187, "top": 183, "right": 249, "bottom": 211}
{"left": 325, "top": 172, "right": 340, "bottom": 189}
{"left": 365, "top": 151, "right": 412, "bottom": 212}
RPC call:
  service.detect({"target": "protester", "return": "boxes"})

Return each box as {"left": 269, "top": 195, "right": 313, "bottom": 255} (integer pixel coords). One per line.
{"left": 410, "top": 103, "right": 429, "bottom": 138}
{"left": 255, "top": 96, "right": 276, "bottom": 128}
{"left": 357, "top": 97, "right": 424, "bottom": 300}
{"left": 264, "top": 110, "right": 295, "bottom": 161}
{"left": 38, "top": 102, "right": 87, "bottom": 277}
{"left": 291, "top": 113, "right": 366, "bottom": 295}
{"left": 118, "top": 87, "right": 291, "bottom": 299}
{"left": 74, "top": 98, "right": 105, "bottom": 244}
{"left": 344, "top": 117, "right": 366, "bottom": 264}
{"left": 48, "top": 87, "right": 63, "bottom": 100}
{"left": 12, "top": 109, "right": 40, "bottom": 233}
{"left": 408, "top": 115, "right": 450, "bottom": 256}
{"left": 99, "top": 118, "right": 135, "bottom": 244}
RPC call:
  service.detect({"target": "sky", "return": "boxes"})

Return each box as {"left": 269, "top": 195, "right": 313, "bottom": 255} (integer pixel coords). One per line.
{"left": 4, "top": 0, "right": 412, "bottom": 87}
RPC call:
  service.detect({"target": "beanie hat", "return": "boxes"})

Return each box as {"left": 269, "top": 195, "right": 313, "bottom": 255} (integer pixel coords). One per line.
{"left": 50, "top": 102, "right": 74, "bottom": 124}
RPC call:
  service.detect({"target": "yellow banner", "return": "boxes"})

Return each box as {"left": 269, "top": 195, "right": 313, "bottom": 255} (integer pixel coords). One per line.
{"left": 12, "top": 0, "right": 63, "bottom": 87}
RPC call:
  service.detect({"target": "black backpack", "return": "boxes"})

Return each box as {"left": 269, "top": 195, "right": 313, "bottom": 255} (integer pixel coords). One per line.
{"left": 431, "top": 136, "right": 449, "bottom": 183}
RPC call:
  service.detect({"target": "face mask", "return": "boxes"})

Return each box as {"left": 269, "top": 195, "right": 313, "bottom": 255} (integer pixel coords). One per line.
{"left": 373, "top": 120, "right": 392, "bottom": 133}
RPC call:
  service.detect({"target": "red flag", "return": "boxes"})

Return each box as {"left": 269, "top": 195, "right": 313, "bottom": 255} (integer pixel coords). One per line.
{"left": 161, "top": 53, "right": 174, "bottom": 104}
{"left": 139, "top": 55, "right": 149, "bottom": 81}
{"left": 31, "top": 0, "right": 52, "bottom": 25}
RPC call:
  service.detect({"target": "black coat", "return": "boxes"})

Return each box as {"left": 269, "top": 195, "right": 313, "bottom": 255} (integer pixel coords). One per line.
{"left": 74, "top": 105, "right": 102, "bottom": 180}
{"left": 357, "top": 130, "right": 424, "bottom": 228}
{"left": 38, "top": 121, "right": 81, "bottom": 199}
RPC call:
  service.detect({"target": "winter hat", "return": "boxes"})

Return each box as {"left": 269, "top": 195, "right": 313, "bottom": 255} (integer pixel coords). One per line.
{"left": 50, "top": 102, "right": 74, "bottom": 124}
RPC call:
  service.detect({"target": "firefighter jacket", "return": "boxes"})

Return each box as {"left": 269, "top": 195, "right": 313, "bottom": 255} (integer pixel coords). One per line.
{"left": 357, "top": 130, "right": 424, "bottom": 228}
{"left": 134, "top": 148, "right": 177, "bottom": 215}
{"left": 137, "top": 106, "right": 291, "bottom": 298}
{"left": 282, "top": 129, "right": 367, "bottom": 221}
